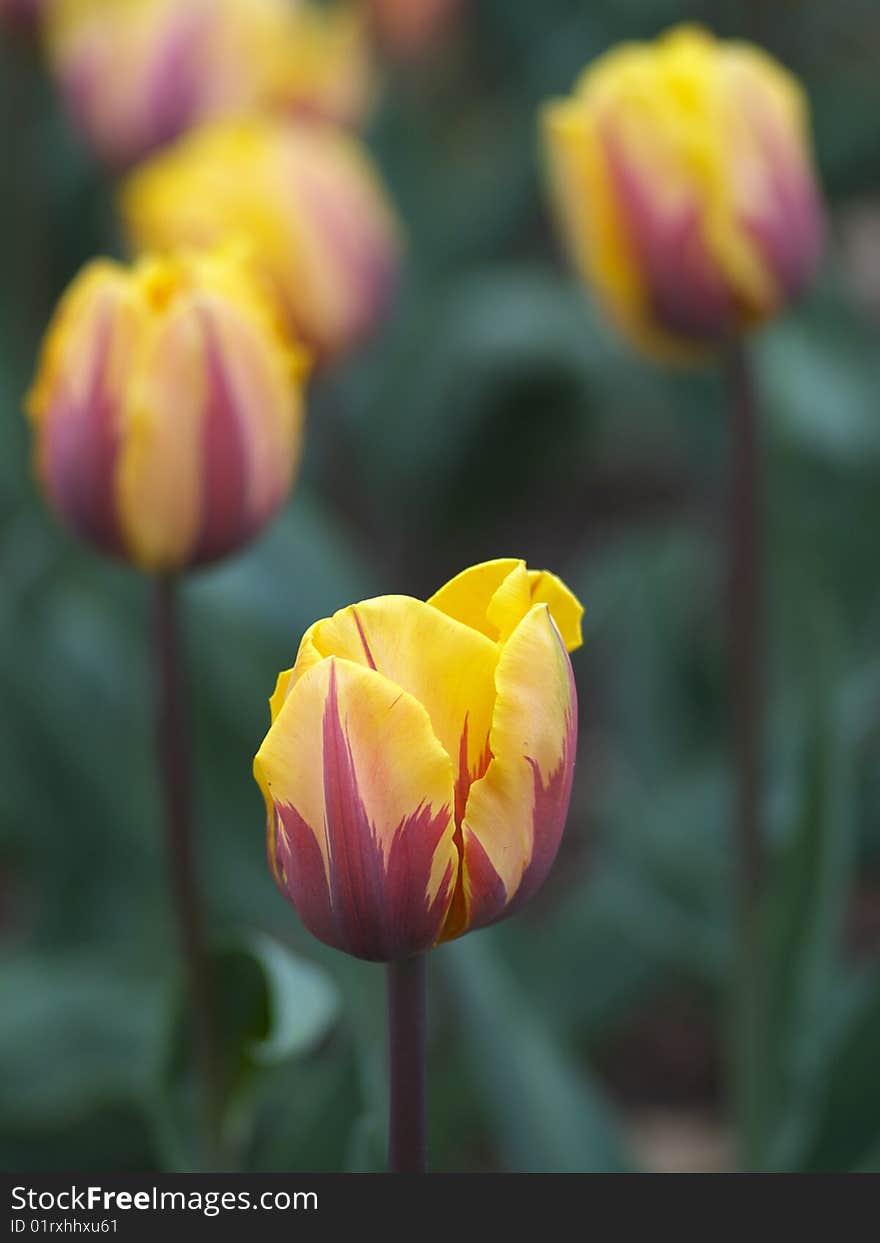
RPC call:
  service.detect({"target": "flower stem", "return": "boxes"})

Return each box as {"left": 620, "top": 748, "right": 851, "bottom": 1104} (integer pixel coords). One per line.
{"left": 387, "top": 955, "right": 427, "bottom": 1173}
{"left": 154, "top": 574, "right": 224, "bottom": 1169}
{"left": 727, "top": 343, "right": 765, "bottom": 1167}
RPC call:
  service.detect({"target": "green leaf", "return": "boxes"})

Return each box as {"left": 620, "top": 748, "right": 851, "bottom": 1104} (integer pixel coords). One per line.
{"left": 153, "top": 932, "right": 341, "bottom": 1171}
{"left": 800, "top": 973, "right": 880, "bottom": 1171}
{"left": 442, "top": 934, "right": 635, "bottom": 1172}
{"left": 240, "top": 932, "right": 341, "bottom": 1065}
{"left": 737, "top": 606, "right": 859, "bottom": 1170}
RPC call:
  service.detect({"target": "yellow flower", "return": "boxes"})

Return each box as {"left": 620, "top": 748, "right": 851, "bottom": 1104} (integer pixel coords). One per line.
{"left": 254, "top": 559, "right": 583, "bottom": 962}
{"left": 542, "top": 24, "right": 825, "bottom": 360}
{"left": 26, "top": 247, "right": 309, "bottom": 572}
{"left": 121, "top": 116, "right": 403, "bottom": 361}
{"left": 45, "top": 0, "right": 375, "bottom": 168}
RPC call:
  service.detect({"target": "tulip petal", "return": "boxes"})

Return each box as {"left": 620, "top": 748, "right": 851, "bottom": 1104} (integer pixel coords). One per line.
{"left": 115, "top": 298, "right": 208, "bottom": 569}
{"left": 485, "top": 561, "right": 533, "bottom": 644}
{"left": 721, "top": 47, "right": 824, "bottom": 306}
{"left": 429, "top": 559, "right": 584, "bottom": 652}
{"left": 268, "top": 621, "right": 324, "bottom": 724}
{"left": 307, "top": 595, "right": 499, "bottom": 793}
{"left": 27, "top": 262, "right": 145, "bottom": 556}
{"left": 118, "top": 282, "right": 302, "bottom": 570}
{"left": 255, "top": 656, "right": 458, "bottom": 961}
{"left": 427, "top": 558, "right": 523, "bottom": 639}
{"left": 450, "top": 604, "right": 577, "bottom": 935}
{"left": 543, "top": 100, "right": 651, "bottom": 350}
{"left": 526, "top": 570, "right": 584, "bottom": 652}
{"left": 281, "top": 124, "right": 400, "bottom": 355}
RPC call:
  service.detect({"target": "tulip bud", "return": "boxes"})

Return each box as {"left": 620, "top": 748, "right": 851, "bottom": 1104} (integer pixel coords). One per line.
{"left": 254, "top": 559, "right": 583, "bottom": 962}
{"left": 122, "top": 117, "right": 402, "bottom": 362}
{"left": 370, "top": 0, "right": 464, "bottom": 59}
{"left": 45, "top": 0, "right": 375, "bottom": 168}
{"left": 542, "top": 25, "right": 825, "bottom": 360}
{"left": 26, "top": 247, "right": 310, "bottom": 572}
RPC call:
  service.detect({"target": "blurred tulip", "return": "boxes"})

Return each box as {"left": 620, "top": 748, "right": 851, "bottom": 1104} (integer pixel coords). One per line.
{"left": 370, "top": 0, "right": 463, "bottom": 58}
{"left": 27, "top": 247, "right": 309, "bottom": 572}
{"left": 542, "top": 25, "right": 825, "bottom": 360}
{"left": 122, "top": 116, "right": 402, "bottom": 361}
{"left": 45, "top": 0, "right": 375, "bottom": 167}
{"left": 254, "top": 559, "right": 583, "bottom": 962}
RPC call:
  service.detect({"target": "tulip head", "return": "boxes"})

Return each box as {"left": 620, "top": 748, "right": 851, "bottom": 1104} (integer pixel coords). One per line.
{"left": 122, "top": 117, "right": 402, "bottom": 362}
{"left": 542, "top": 25, "right": 825, "bottom": 360}
{"left": 254, "top": 559, "right": 583, "bottom": 962}
{"left": 27, "top": 247, "right": 309, "bottom": 572}
{"left": 45, "top": 0, "right": 374, "bottom": 168}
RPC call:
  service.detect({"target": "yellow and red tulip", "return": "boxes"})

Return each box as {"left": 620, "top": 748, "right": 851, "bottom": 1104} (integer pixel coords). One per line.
{"left": 45, "top": 0, "right": 374, "bottom": 168}
{"left": 542, "top": 25, "right": 825, "bottom": 360}
{"left": 121, "top": 116, "right": 402, "bottom": 362}
{"left": 254, "top": 559, "right": 583, "bottom": 962}
{"left": 26, "top": 246, "right": 309, "bottom": 572}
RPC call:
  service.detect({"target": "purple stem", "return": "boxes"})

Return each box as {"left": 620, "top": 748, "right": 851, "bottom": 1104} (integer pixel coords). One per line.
{"left": 387, "top": 955, "right": 427, "bottom": 1173}
{"left": 154, "top": 575, "right": 224, "bottom": 1168}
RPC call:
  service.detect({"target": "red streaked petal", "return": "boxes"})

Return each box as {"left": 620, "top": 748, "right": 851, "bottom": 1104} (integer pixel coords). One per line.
{"left": 255, "top": 656, "right": 458, "bottom": 961}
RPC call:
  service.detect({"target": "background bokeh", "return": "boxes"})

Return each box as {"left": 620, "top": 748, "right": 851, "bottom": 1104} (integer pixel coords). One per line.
{"left": 2, "top": 0, "right": 880, "bottom": 1173}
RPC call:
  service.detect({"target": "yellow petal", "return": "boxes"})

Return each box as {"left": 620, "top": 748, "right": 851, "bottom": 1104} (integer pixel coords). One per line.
{"left": 447, "top": 603, "right": 576, "bottom": 936}
{"left": 429, "top": 558, "right": 584, "bottom": 652}
{"left": 308, "top": 595, "right": 499, "bottom": 785}
{"left": 526, "top": 570, "right": 584, "bottom": 652}
{"left": 427, "top": 558, "right": 523, "bottom": 640}
{"left": 485, "top": 560, "right": 533, "bottom": 644}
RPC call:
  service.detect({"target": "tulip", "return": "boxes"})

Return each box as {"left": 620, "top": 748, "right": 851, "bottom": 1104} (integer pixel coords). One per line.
{"left": 254, "top": 558, "right": 583, "bottom": 963}
{"left": 26, "top": 246, "right": 309, "bottom": 571}
{"left": 370, "top": 0, "right": 464, "bottom": 58}
{"left": 122, "top": 117, "right": 402, "bottom": 361}
{"left": 542, "top": 24, "right": 825, "bottom": 359}
{"left": 45, "top": 0, "right": 374, "bottom": 168}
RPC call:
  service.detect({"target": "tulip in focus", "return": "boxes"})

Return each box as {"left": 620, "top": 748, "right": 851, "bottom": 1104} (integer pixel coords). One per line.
{"left": 254, "top": 559, "right": 583, "bottom": 962}
{"left": 370, "top": 0, "right": 464, "bottom": 58}
{"left": 542, "top": 25, "right": 825, "bottom": 359}
{"left": 122, "top": 117, "right": 402, "bottom": 361}
{"left": 27, "top": 247, "right": 309, "bottom": 571}
{"left": 45, "top": 0, "right": 374, "bottom": 168}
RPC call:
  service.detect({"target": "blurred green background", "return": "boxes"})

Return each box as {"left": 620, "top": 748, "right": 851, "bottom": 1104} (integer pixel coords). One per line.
{"left": 2, "top": 0, "right": 880, "bottom": 1173}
